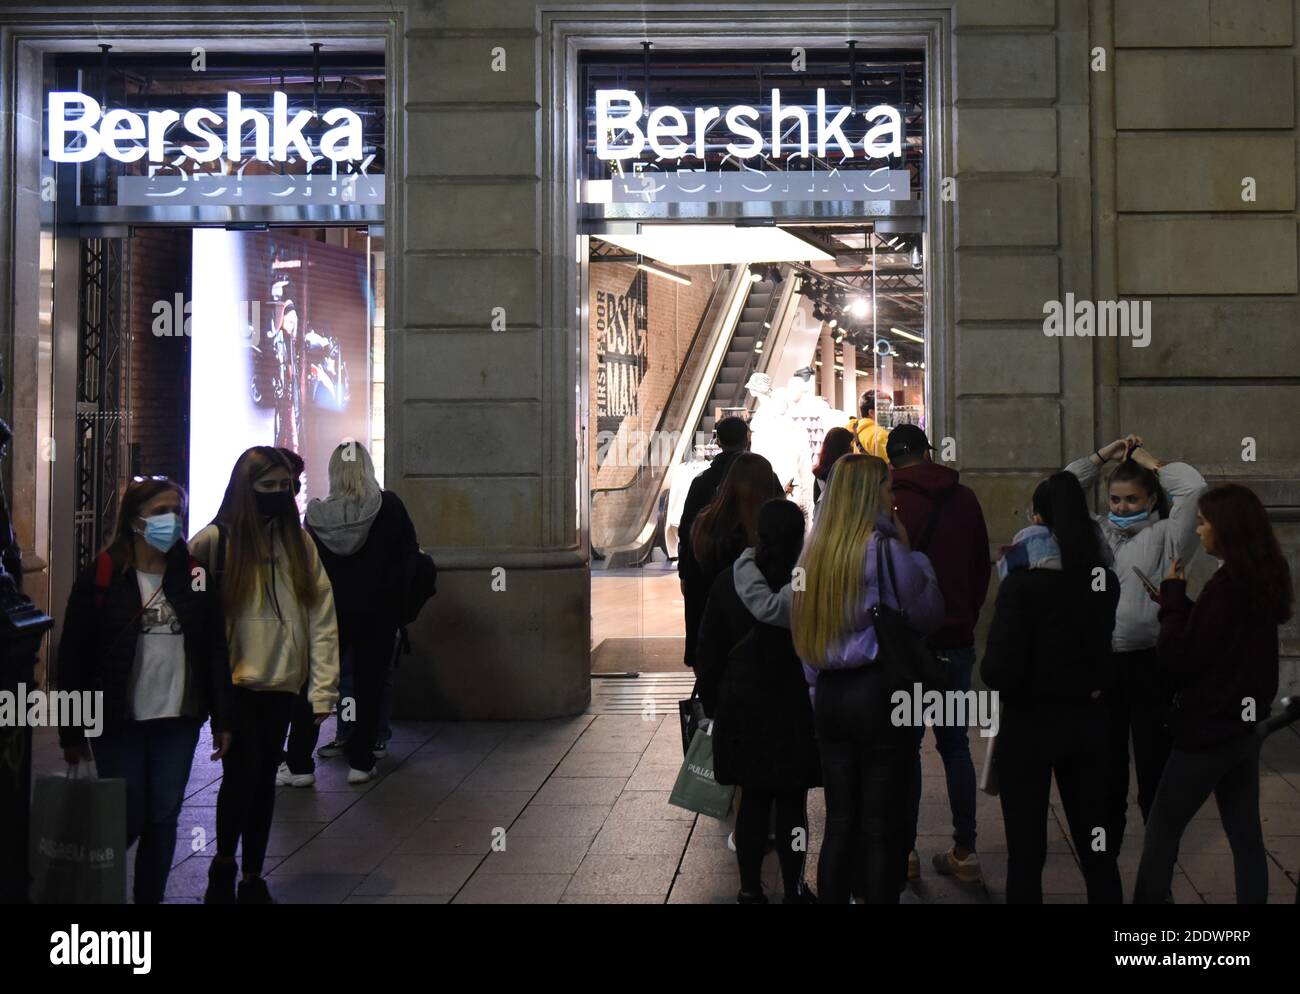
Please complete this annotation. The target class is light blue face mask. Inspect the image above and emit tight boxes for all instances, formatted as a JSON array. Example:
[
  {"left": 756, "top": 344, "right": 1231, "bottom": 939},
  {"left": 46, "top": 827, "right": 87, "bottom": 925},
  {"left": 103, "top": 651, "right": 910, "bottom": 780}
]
[
  {"left": 1108, "top": 509, "right": 1150, "bottom": 529},
  {"left": 138, "top": 512, "right": 182, "bottom": 553}
]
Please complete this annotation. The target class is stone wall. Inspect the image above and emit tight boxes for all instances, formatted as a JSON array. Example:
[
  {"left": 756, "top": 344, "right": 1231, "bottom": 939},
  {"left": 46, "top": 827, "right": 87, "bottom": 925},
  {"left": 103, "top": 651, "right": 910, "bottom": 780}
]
[{"left": 1101, "top": 0, "right": 1300, "bottom": 670}]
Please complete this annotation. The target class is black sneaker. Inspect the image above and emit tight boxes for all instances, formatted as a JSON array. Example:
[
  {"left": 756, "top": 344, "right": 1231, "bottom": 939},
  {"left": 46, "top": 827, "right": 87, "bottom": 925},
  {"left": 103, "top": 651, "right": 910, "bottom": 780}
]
[
  {"left": 237, "top": 876, "right": 274, "bottom": 905},
  {"left": 203, "top": 859, "right": 237, "bottom": 905},
  {"left": 736, "top": 889, "right": 768, "bottom": 905}
]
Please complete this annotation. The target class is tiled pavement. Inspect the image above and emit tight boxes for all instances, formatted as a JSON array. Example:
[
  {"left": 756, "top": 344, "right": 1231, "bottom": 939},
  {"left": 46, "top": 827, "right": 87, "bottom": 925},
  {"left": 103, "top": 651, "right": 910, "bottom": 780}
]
[{"left": 30, "top": 711, "right": 1300, "bottom": 904}]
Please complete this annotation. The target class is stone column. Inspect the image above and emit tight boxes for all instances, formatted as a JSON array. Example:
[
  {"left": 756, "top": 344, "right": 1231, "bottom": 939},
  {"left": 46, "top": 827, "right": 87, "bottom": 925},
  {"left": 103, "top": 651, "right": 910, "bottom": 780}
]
[
  {"left": 842, "top": 343, "right": 858, "bottom": 414},
  {"left": 818, "top": 328, "right": 835, "bottom": 402}
]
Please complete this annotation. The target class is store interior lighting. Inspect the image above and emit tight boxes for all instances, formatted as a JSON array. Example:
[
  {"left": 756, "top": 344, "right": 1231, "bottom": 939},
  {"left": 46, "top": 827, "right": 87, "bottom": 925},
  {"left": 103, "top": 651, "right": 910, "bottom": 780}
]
[
  {"left": 636, "top": 257, "right": 693, "bottom": 286},
  {"left": 598, "top": 224, "right": 834, "bottom": 266}
]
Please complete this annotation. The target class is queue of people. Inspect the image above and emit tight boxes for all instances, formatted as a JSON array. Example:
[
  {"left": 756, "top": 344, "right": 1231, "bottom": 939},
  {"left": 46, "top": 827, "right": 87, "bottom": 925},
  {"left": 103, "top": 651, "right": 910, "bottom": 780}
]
[
  {"left": 55, "top": 440, "right": 420, "bottom": 905},
  {"left": 682, "top": 398, "right": 1292, "bottom": 905}
]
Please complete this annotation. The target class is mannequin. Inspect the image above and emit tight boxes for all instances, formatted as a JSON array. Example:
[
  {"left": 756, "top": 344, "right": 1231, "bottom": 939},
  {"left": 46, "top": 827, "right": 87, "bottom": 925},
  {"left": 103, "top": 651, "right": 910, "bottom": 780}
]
[{"left": 747, "top": 378, "right": 814, "bottom": 522}]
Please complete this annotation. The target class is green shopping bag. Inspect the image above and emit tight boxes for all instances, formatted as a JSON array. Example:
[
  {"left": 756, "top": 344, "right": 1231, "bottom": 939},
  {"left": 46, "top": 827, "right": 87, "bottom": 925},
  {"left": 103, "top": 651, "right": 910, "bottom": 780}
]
[
  {"left": 30, "top": 763, "right": 127, "bottom": 904},
  {"left": 668, "top": 721, "right": 735, "bottom": 819}
]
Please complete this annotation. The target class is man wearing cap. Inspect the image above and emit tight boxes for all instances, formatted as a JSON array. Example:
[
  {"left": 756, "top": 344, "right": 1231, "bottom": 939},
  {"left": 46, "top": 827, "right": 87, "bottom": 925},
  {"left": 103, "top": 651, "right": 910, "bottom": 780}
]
[
  {"left": 848, "top": 389, "right": 890, "bottom": 459},
  {"left": 888, "top": 423, "right": 992, "bottom": 887}
]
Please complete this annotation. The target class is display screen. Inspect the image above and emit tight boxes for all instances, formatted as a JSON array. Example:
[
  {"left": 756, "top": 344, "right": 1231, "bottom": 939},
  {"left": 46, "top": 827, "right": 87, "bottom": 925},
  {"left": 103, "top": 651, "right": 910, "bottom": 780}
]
[{"left": 188, "top": 228, "right": 371, "bottom": 534}]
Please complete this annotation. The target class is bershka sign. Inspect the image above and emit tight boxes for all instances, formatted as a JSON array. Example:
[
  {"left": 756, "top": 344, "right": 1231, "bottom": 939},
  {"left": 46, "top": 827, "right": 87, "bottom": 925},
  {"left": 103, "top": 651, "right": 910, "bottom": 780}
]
[
  {"left": 48, "top": 90, "right": 364, "bottom": 164},
  {"left": 595, "top": 88, "right": 902, "bottom": 162}
]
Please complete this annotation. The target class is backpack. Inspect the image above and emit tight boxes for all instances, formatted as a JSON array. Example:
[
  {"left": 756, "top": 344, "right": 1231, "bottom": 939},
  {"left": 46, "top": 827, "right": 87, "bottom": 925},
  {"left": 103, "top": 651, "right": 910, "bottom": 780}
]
[{"left": 399, "top": 545, "right": 437, "bottom": 627}]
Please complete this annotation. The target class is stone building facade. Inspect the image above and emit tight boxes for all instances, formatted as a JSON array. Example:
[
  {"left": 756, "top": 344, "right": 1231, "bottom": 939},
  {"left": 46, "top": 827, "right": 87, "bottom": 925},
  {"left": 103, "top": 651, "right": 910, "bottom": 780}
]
[{"left": 0, "top": 0, "right": 1296, "bottom": 718}]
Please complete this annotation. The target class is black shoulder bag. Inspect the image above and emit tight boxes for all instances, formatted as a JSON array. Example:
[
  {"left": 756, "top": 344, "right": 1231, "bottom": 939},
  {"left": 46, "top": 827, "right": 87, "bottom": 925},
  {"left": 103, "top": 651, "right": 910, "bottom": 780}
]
[{"left": 871, "top": 536, "right": 952, "bottom": 693}]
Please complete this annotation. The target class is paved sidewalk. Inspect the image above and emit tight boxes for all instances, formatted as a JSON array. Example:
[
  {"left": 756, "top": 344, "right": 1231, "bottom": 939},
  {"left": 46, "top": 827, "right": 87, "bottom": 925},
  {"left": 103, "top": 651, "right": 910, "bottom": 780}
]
[{"left": 30, "top": 711, "right": 1300, "bottom": 903}]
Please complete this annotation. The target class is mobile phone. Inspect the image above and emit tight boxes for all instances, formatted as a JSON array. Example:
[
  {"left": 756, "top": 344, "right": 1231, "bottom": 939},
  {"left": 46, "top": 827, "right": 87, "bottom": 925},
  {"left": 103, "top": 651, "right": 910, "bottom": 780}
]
[{"left": 1131, "top": 565, "right": 1160, "bottom": 598}]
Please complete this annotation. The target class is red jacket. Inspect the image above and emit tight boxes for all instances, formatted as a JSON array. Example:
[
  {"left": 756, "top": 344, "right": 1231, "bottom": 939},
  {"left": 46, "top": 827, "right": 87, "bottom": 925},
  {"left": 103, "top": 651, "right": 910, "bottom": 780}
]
[{"left": 890, "top": 461, "right": 991, "bottom": 649}]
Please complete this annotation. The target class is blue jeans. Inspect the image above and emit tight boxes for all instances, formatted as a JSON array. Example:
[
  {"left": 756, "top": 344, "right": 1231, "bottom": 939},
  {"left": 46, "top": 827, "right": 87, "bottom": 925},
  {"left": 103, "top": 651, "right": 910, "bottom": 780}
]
[
  {"left": 91, "top": 717, "right": 202, "bottom": 904},
  {"left": 908, "top": 646, "right": 978, "bottom": 853}
]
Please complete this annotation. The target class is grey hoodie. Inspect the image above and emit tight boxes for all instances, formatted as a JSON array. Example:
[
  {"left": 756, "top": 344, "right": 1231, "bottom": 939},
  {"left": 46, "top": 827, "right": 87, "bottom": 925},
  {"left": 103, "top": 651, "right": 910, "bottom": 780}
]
[
  {"left": 733, "top": 548, "right": 792, "bottom": 628},
  {"left": 1065, "top": 456, "right": 1207, "bottom": 653},
  {"left": 303, "top": 489, "right": 384, "bottom": 556}
]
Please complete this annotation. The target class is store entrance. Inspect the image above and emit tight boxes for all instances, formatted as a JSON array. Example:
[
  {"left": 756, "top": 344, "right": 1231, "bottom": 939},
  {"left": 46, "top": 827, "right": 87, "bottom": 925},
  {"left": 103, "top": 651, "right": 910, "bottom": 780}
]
[
  {"left": 578, "top": 46, "right": 929, "bottom": 677},
  {"left": 585, "top": 221, "right": 928, "bottom": 674}
]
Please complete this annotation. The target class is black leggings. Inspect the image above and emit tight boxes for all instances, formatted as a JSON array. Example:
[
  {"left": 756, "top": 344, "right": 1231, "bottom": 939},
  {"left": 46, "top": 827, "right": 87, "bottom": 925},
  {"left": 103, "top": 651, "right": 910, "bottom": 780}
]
[
  {"left": 735, "top": 787, "right": 808, "bottom": 898},
  {"left": 1104, "top": 649, "right": 1173, "bottom": 855},
  {"left": 997, "top": 700, "right": 1123, "bottom": 904},
  {"left": 217, "top": 688, "right": 295, "bottom": 876},
  {"left": 814, "top": 665, "right": 913, "bottom": 904},
  {"left": 1134, "top": 733, "right": 1268, "bottom": 904}
]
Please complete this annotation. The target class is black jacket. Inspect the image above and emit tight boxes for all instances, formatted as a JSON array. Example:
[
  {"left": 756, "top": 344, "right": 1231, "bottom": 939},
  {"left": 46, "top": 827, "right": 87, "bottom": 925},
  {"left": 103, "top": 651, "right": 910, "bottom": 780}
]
[
  {"left": 695, "top": 569, "right": 820, "bottom": 790},
  {"left": 1158, "top": 569, "right": 1280, "bottom": 751},
  {"left": 307, "top": 490, "right": 418, "bottom": 640},
  {"left": 981, "top": 567, "right": 1120, "bottom": 705},
  {"left": 677, "top": 451, "right": 781, "bottom": 668},
  {"left": 56, "top": 543, "right": 232, "bottom": 747}
]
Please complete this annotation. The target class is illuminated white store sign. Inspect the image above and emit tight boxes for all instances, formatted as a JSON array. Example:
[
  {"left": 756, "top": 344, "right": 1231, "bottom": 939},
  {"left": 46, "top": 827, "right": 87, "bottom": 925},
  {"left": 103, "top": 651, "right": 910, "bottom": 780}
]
[
  {"left": 595, "top": 88, "right": 903, "bottom": 162},
  {"left": 48, "top": 91, "right": 364, "bottom": 164}
]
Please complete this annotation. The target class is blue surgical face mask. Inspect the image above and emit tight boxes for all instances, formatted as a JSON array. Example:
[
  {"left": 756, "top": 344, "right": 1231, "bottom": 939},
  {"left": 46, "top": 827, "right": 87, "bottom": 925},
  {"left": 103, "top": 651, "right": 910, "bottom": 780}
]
[
  {"left": 138, "top": 512, "right": 182, "bottom": 553},
  {"left": 1108, "top": 509, "right": 1150, "bottom": 529}
]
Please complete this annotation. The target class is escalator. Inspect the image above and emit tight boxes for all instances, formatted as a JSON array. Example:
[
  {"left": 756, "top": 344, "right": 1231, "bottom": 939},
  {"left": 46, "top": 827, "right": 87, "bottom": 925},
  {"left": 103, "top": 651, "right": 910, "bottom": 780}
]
[
  {"left": 697, "top": 277, "right": 775, "bottom": 440},
  {"left": 591, "top": 263, "right": 799, "bottom": 568}
]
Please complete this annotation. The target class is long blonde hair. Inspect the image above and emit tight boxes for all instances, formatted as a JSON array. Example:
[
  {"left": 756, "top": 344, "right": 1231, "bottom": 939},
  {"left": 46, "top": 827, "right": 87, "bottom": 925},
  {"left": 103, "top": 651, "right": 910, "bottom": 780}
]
[
  {"left": 791, "top": 454, "right": 890, "bottom": 666},
  {"left": 327, "top": 440, "right": 380, "bottom": 505}
]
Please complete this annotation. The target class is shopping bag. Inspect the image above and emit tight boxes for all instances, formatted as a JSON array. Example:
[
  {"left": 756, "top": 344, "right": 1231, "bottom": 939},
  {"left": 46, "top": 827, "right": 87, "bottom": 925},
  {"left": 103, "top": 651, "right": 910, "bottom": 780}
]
[
  {"left": 29, "top": 763, "right": 127, "bottom": 904},
  {"left": 678, "top": 682, "right": 706, "bottom": 757},
  {"left": 668, "top": 721, "right": 735, "bottom": 819},
  {"left": 978, "top": 733, "right": 999, "bottom": 797}
]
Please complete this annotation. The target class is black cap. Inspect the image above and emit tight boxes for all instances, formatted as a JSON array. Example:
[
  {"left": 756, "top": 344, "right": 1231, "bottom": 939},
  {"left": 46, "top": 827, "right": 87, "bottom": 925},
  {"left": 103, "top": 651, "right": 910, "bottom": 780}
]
[{"left": 885, "top": 423, "right": 933, "bottom": 466}]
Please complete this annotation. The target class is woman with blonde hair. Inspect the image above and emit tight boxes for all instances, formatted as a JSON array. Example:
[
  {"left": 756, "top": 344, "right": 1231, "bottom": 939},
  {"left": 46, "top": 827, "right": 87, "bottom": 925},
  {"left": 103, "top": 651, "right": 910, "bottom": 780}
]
[
  {"left": 192, "top": 445, "right": 340, "bottom": 904},
  {"left": 791, "top": 454, "right": 943, "bottom": 903},
  {"left": 304, "top": 440, "right": 420, "bottom": 781}
]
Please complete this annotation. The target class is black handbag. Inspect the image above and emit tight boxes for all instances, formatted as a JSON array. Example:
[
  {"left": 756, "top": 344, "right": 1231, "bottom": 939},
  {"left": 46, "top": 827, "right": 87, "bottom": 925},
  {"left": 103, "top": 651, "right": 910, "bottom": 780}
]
[
  {"left": 871, "top": 536, "right": 952, "bottom": 693},
  {"left": 678, "top": 681, "right": 707, "bottom": 757}
]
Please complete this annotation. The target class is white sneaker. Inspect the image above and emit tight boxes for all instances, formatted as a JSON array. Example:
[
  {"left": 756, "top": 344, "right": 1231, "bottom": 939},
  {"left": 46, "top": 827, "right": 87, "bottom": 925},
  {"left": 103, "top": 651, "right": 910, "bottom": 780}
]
[
  {"left": 347, "top": 766, "right": 377, "bottom": 784},
  {"left": 726, "top": 831, "right": 737, "bottom": 852},
  {"left": 275, "top": 762, "right": 315, "bottom": 788}
]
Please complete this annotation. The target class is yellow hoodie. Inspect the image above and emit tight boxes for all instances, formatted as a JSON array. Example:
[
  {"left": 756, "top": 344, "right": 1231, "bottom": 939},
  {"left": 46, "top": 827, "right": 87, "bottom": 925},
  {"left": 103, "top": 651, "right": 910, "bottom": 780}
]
[
  {"left": 190, "top": 522, "right": 340, "bottom": 714},
  {"left": 848, "top": 416, "right": 891, "bottom": 460}
]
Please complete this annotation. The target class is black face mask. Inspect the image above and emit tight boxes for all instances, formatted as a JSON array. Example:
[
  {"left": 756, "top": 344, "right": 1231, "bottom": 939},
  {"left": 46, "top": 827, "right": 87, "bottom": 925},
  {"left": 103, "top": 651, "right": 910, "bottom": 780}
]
[{"left": 254, "top": 489, "right": 295, "bottom": 520}]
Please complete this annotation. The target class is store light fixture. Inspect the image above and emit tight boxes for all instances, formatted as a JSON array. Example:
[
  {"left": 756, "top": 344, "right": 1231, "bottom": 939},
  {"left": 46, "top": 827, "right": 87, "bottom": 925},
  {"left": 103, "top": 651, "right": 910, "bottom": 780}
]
[
  {"left": 850, "top": 297, "right": 870, "bottom": 318},
  {"left": 889, "top": 326, "right": 925, "bottom": 344},
  {"left": 636, "top": 258, "right": 693, "bottom": 286}
]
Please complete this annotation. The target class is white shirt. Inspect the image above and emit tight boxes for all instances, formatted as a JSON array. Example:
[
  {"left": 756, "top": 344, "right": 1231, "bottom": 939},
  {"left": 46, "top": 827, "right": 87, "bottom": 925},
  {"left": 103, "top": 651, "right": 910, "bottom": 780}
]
[{"left": 127, "top": 571, "right": 187, "bottom": 721}]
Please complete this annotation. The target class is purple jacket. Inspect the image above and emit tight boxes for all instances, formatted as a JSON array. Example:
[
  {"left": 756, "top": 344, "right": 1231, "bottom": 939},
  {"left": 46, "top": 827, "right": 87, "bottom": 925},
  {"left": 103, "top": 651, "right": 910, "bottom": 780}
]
[{"left": 801, "top": 518, "right": 945, "bottom": 687}]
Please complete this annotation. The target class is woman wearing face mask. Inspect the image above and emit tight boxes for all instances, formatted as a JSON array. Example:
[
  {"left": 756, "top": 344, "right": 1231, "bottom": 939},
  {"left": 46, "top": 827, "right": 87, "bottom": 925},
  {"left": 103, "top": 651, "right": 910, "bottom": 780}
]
[
  {"left": 1134, "top": 484, "right": 1291, "bottom": 903},
  {"left": 57, "top": 477, "right": 232, "bottom": 905},
  {"left": 190, "top": 446, "right": 340, "bottom": 904},
  {"left": 1066, "top": 436, "right": 1206, "bottom": 860}
]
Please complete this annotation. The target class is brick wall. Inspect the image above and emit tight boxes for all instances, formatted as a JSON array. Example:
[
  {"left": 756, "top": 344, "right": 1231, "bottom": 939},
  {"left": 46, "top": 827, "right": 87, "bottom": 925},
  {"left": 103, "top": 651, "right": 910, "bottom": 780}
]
[{"left": 588, "top": 261, "right": 718, "bottom": 546}]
